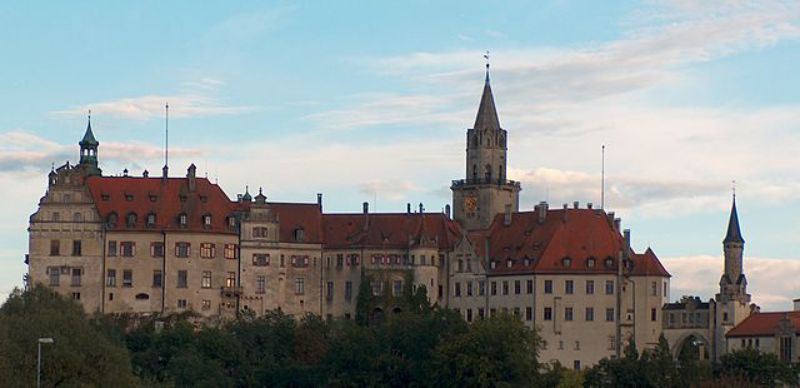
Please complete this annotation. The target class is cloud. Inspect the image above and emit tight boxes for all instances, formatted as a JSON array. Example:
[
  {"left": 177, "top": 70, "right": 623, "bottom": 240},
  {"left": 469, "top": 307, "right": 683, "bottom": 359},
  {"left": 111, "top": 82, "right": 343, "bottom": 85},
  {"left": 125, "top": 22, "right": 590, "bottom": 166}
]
[
  {"left": 52, "top": 94, "right": 256, "bottom": 121},
  {"left": 485, "top": 29, "right": 508, "bottom": 38},
  {"left": 358, "top": 180, "right": 423, "bottom": 203},
  {"left": 664, "top": 255, "right": 800, "bottom": 311},
  {"left": 181, "top": 78, "right": 226, "bottom": 91}
]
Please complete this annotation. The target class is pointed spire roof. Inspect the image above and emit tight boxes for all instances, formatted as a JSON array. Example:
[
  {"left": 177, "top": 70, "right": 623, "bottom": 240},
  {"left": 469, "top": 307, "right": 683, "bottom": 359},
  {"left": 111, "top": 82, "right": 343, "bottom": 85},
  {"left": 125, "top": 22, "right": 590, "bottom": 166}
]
[
  {"left": 80, "top": 111, "right": 98, "bottom": 147},
  {"left": 724, "top": 196, "right": 744, "bottom": 244},
  {"left": 473, "top": 64, "right": 501, "bottom": 130}
]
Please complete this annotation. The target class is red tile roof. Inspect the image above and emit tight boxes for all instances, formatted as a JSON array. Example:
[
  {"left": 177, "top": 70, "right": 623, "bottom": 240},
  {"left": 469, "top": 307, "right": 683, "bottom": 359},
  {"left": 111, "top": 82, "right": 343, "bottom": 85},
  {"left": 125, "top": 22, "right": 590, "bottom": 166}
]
[
  {"left": 268, "top": 202, "right": 323, "bottom": 244},
  {"left": 726, "top": 311, "right": 800, "bottom": 337},
  {"left": 321, "top": 213, "right": 460, "bottom": 250},
  {"left": 631, "top": 248, "right": 671, "bottom": 277},
  {"left": 86, "top": 176, "right": 238, "bottom": 234}
]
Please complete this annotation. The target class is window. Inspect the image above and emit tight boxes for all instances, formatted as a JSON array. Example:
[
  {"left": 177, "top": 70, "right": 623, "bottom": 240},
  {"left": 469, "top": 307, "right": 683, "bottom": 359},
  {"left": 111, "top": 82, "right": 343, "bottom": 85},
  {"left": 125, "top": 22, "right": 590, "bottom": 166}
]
[
  {"left": 50, "top": 240, "right": 60, "bottom": 256},
  {"left": 544, "top": 307, "right": 553, "bottom": 321},
  {"left": 226, "top": 272, "right": 236, "bottom": 288},
  {"left": 126, "top": 212, "right": 137, "bottom": 227},
  {"left": 177, "top": 271, "right": 188, "bottom": 288},
  {"left": 72, "top": 292, "right": 80, "bottom": 300},
  {"left": 587, "top": 258, "right": 596, "bottom": 268},
  {"left": 651, "top": 281, "right": 658, "bottom": 296},
  {"left": 108, "top": 240, "right": 117, "bottom": 256},
  {"left": 467, "top": 281, "right": 474, "bottom": 296},
  {"left": 565, "top": 280, "right": 574, "bottom": 294},
  {"left": 107, "top": 212, "right": 117, "bottom": 227},
  {"left": 393, "top": 280, "right": 403, "bottom": 296},
  {"left": 146, "top": 213, "right": 156, "bottom": 227},
  {"left": 253, "top": 227, "right": 268, "bottom": 238},
  {"left": 177, "top": 299, "right": 187, "bottom": 309},
  {"left": 345, "top": 281, "right": 353, "bottom": 302},
  {"left": 72, "top": 240, "right": 82, "bottom": 256},
  {"left": 120, "top": 241, "right": 135, "bottom": 257},
  {"left": 651, "top": 308, "right": 657, "bottom": 321},
  {"left": 565, "top": 307, "right": 573, "bottom": 321},
  {"left": 479, "top": 281, "right": 486, "bottom": 296},
  {"left": 526, "top": 307, "right": 533, "bottom": 321},
  {"left": 52, "top": 212, "right": 60, "bottom": 222},
  {"left": 327, "top": 281, "right": 335, "bottom": 300},
  {"left": 562, "top": 257, "right": 571, "bottom": 267},
  {"left": 291, "top": 255, "right": 309, "bottom": 268},
  {"left": 479, "top": 308, "right": 485, "bottom": 319},
  {"left": 153, "top": 270, "right": 162, "bottom": 288},
  {"left": 202, "top": 300, "right": 211, "bottom": 310},
  {"left": 48, "top": 267, "right": 59, "bottom": 286},
  {"left": 605, "top": 280, "right": 614, "bottom": 295},
  {"left": 491, "top": 281, "right": 497, "bottom": 295},
  {"left": 723, "top": 312, "right": 729, "bottom": 322},
  {"left": 178, "top": 213, "right": 187, "bottom": 227},
  {"left": 73, "top": 212, "right": 82, "bottom": 222},
  {"left": 514, "top": 280, "right": 521, "bottom": 295},
  {"left": 526, "top": 279, "right": 533, "bottom": 294},
  {"left": 202, "top": 215, "right": 212, "bottom": 227},
  {"left": 502, "top": 281, "right": 509, "bottom": 295},
  {"left": 544, "top": 279, "right": 552, "bottom": 294},
  {"left": 150, "top": 242, "right": 165, "bottom": 258},
  {"left": 253, "top": 254, "right": 270, "bottom": 266},
  {"left": 454, "top": 282, "right": 461, "bottom": 297},
  {"left": 106, "top": 269, "right": 117, "bottom": 287},
  {"left": 108, "top": 293, "right": 114, "bottom": 301},
  {"left": 586, "top": 307, "right": 594, "bottom": 321},
  {"left": 71, "top": 268, "right": 81, "bottom": 286},
  {"left": 608, "top": 336, "right": 616, "bottom": 351},
  {"left": 256, "top": 275, "right": 266, "bottom": 294},
  {"left": 175, "top": 242, "right": 191, "bottom": 258},
  {"left": 606, "top": 308, "right": 615, "bottom": 322},
  {"left": 336, "top": 254, "right": 344, "bottom": 268},
  {"left": 574, "top": 360, "right": 581, "bottom": 370},
  {"left": 295, "top": 277, "right": 305, "bottom": 295},
  {"left": 293, "top": 227, "right": 305, "bottom": 242},
  {"left": 605, "top": 258, "right": 614, "bottom": 268},
  {"left": 586, "top": 280, "right": 595, "bottom": 294},
  {"left": 371, "top": 280, "right": 383, "bottom": 296},
  {"left": 224, "top": 244, "right": 237, "bottom": 259},
  {"left": 122, "top": 270, "right": 133, "bottom": 288},
  {"left": 200, "top": 243, "right": 216, "bottom": 258},
  {"left": 201, "top": 271, "right": 212, "bottom": 288}
]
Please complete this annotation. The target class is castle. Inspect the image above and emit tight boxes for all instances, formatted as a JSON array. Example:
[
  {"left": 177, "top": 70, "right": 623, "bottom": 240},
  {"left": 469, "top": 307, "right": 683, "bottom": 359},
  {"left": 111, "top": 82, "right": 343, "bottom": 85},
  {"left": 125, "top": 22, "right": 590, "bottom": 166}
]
[{"left": 26, "top": 66, "right": 760, "bottom": 367}]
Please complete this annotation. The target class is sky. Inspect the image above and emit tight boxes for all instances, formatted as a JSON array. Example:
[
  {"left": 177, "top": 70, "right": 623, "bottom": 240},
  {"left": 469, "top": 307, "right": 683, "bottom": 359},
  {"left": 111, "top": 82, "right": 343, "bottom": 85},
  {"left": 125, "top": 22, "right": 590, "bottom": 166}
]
[{"left": 1, "top": 0, "right": 799, "bottom": 310}]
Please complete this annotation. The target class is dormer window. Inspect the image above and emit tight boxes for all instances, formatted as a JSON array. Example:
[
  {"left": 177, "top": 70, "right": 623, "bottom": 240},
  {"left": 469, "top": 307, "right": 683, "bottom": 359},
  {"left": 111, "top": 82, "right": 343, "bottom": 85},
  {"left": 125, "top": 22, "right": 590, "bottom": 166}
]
[
  {"left": 604, "top": 257, "right": 614, "bottom": 268},
  {"left": 200, "top": 196, "right": 208, "bottom": 203},
  {"left": 202, "top": 214, "right": 212, "bottom": 228},
  {"left": 107, "top": 212, "right": 118, "bottom": 227},
  {"left": 562, "top": 257, "right": 572, "bottom": 268},
  {"left": 490, "top": 261, "right": 497, "bottom": 269},
  {"left": 101, "top": 194, "right": 110, "bottom": 201},
  {"left": 293, "top": 227, "right": 305, "bottom": 242},
  {"left": 587, "top": 257, "right": 596, "bottom": 268},
  {"left": 125, "top": 194, "right": 134, "bottom": 202},
  {"left": 126, "top": 212, "right": 137, "bottom": 228},
  {"left": 179, "top": 195, "right": 187, "bottom": 202},
  {"left": 524, "top": 258, "right": 530, "bottom": 266},
  {"left": 149, "top": 195, "right": 157, "bottom": 202},
  {"left": 506, "top": 258, "right": 513, "bottom": 268},
  {"left": 178, "top": 213, "right": 188, "bottom": 227},
  {"left": 227, "top": 216, "right": 236, "bottom": 229},
  {"left": 146, "top": 213, "right": 156, "bottom": 228}
]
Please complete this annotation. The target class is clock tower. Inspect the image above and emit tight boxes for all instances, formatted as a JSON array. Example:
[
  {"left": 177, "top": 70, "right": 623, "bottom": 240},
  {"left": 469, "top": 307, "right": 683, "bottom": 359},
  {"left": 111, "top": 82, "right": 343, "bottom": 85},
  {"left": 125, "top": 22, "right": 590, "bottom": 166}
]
[{"left": 451, "top": 64, "right": 521, "bottom": 231}]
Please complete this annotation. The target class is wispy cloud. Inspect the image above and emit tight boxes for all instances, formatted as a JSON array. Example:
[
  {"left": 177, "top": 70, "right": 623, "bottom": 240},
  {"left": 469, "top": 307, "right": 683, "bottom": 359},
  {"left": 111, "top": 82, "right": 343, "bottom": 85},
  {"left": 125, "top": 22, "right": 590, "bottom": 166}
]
[
  {"left": 52, "top": 94, "right": 256, "bottom": 120},
  {"left": 485, "top": 29, "right": 507, "bottom": 38},
  {"left": 664, "top": 255, "right": 800, "bottom": 311}
]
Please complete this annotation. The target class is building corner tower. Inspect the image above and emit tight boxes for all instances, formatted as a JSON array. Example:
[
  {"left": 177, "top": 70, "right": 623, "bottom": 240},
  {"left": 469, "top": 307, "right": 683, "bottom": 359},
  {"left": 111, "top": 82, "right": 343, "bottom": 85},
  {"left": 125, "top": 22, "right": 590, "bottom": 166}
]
[{"left": 451, "top": 64, "right": 521, "bottom": 231}]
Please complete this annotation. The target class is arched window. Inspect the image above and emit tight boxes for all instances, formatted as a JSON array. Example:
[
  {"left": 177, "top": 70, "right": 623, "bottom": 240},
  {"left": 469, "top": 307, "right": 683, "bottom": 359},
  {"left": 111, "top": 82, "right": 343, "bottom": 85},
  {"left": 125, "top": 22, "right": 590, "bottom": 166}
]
[
  {"left": 146, "top": 213, "right": 156, "bottom": 227},
  {"left": 126, "top": 212, "right": 137, "bottom": 227},
  {"left": 202, "top": 214, "right": 212, "bottom": 228},
  {"left": 484, "top": 164, "right": 492, "bottom": 182},
  {"left": 472, "top": 164, "right": 478, "bottom": 182},
  {"left": 472, "top": 134, "right": 478, "bottom": 148},
  {"left": 107, "top": 212, "right": 118, "bottom": 227}
]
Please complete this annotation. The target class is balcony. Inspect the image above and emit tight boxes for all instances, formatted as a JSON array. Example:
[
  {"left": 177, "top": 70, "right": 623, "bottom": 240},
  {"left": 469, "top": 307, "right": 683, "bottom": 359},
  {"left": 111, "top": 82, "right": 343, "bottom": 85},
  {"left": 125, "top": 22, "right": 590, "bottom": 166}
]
[
  {"left": 451, "top": 178, "right": 521, "bottom": 188},
  {"left": 220, "top": 286, "right": 243, "bottom": 298}
]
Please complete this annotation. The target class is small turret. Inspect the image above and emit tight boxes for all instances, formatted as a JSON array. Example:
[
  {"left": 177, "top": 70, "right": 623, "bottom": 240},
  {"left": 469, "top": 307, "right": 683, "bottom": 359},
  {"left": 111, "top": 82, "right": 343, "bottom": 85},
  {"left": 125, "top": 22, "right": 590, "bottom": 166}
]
[{"left": 78, "top": 111, "right": 101, "bottom": 176}]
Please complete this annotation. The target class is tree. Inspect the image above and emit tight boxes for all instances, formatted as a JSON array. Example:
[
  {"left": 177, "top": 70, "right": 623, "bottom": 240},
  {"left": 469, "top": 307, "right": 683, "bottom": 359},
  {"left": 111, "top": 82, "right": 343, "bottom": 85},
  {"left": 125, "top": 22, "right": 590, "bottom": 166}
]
[
  {"left": 355, "top": 275, "right": 374, "bottom": 326},
  {"left": 584, "top": 338, "right": 648, "bottom": 387},
  {"left": 641, "top": 334, "right": 680, "bottom": 388},
  {"left": 717, "top": 348, "right": 799, "bottom": 386},
  {"left": 0, "top": 286, "right": 137, "bottom": 387}
]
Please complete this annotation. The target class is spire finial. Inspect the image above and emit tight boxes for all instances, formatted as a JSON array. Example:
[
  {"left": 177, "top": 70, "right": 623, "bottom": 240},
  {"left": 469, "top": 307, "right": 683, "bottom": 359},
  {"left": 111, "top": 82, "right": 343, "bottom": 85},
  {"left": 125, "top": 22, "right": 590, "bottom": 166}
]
[
  {"left": 483, "top": 51, "right": 491, "bottom": 82},
  {"left": 259, "top": 187, "right": 263, "bottom": 195},
  {"left": 732, "top": 179, "right": 736, "bottom": 201}
]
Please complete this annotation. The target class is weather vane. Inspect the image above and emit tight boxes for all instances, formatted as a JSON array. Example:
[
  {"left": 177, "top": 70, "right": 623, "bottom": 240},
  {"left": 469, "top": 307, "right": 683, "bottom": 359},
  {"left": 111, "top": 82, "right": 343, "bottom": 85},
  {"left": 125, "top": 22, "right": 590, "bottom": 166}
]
[
  {"left": 732, "top": 180, "right": 736, "bottom": 200},
  {"left": 483, "top": 50, "right": 490, "bottom": 69}
]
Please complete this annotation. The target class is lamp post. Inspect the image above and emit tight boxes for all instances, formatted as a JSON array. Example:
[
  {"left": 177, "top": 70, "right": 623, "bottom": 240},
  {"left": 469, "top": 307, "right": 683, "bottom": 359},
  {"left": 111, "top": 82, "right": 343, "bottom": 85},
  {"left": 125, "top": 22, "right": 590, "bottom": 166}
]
[{"left": 37, "top": 337, "right": 54, "bottom": 388}]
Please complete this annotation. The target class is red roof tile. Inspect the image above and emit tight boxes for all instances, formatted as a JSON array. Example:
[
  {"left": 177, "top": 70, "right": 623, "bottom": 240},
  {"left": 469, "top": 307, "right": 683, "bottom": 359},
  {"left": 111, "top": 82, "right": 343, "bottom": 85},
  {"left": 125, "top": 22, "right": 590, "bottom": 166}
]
[
  {"left": 321, "top": 213, "right": 460, "bottom": 250},
  {"left": 268, "top": 202, "right": 323, "bottom": 244},
  {"left": 726, "top": 311, "right": 800, "bottom": 337},
  {"left": 630, "top": 247, "right": 671, "bottom": 277},
  {"left": 86, "top": 176, "right": 238, "bottom": 234}
]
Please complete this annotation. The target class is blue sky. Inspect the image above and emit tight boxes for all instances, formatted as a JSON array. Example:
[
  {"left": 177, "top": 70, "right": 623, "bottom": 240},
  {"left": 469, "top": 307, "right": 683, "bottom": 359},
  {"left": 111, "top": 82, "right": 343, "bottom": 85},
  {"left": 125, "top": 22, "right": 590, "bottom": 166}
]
[{"left": 2, "top": 1, "right": 800, "bottom": 309}]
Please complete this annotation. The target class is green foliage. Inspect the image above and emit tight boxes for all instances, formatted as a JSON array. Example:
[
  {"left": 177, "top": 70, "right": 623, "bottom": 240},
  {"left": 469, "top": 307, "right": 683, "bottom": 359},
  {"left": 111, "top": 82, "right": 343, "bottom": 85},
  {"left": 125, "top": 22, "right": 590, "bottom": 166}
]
[
  {"left": 0, "top": 286, "right": 137, "bottom": 387},
  {"left": 716, "top": 347, "right": 799, "bottom": 386}
]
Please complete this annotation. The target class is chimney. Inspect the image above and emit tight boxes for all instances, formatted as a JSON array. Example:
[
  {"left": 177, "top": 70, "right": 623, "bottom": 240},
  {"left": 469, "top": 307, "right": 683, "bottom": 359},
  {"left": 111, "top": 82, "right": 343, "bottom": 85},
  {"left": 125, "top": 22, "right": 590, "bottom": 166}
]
[
  {"left": 614, "top": 218, "right": 621, "bottom": 232},
  {"left": 624, "top": 229, "right": 631, "bottom": 247},
  {"left": 317, "top": 193, "right": 323, "bottom": 211},
  {"left": 419, "top": 202, "right": 424, "bottom": 213},
  {"left": 794, "top": 299, "right": 800, "bottom": 311},
  {"left": 445, "top": 204, "right": 451, "bottom": 218},
  {"left": 538, "top": 201, "right": 548, "bottom": 224},
  {"left": 363, "top": 202, "right": 369, "bottom": 214},
  {"left": 187, "top": 164, "right": 197, "bottom": 192},
  {"left": 162, "top": 165, "right": 169, "bottom": 181},
  {"left": 573, "top": 201, "right": 579, "bottom": 209},
  {"left": 563, "top": 203, "right": 568, "bottom": 210},
  {"left": 142, "top": 169, "right": 149, "bottom": 178},
  {"left": 607, "top": 211, "right": 615, "bottom": 225},
  {"left": 503, "top": 204, "right": 512, "bottom": 226},
  {"left": 587, "top": 202, "right": 593, "bottom": 209},
  {"left": 123, "top": 168, "right": 129, "bottom": 177},
  {"left": 407, "top": 203, "right": 411, "bottom": 214}
]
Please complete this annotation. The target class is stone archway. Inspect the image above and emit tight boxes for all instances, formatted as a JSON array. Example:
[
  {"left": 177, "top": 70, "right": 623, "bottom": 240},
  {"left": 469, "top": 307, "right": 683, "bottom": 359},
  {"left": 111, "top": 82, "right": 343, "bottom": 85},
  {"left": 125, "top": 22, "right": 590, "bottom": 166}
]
[
  {"left": 392, "top": 306, "right": 402, "bottom": 314},
  {"left": 673, "top": 332, "right": 711, "bottom": 361}
]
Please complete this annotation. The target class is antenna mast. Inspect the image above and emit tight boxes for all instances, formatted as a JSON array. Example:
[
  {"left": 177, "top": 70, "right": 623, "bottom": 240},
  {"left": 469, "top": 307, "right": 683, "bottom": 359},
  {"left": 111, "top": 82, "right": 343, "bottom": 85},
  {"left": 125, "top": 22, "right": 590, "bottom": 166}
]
[
  {"left": 601, "top": 145, "right": 606, "bottom": 209},
  {"left": 165, "top": 103, "right": 169, "bottom": 171}
]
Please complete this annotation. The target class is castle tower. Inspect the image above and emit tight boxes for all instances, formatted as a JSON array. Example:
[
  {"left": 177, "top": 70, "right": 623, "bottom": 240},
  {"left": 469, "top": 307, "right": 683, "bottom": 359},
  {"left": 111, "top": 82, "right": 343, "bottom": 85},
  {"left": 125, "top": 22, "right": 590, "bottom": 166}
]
[
  {"left": 451, "top": 64, "right": 521, "bottom": 230},
  {"left": 78, "top": 112, "right": 101, "bottom": 176},
  {"left": 717, "top": 195, "right": 749, "bottom": 302}
]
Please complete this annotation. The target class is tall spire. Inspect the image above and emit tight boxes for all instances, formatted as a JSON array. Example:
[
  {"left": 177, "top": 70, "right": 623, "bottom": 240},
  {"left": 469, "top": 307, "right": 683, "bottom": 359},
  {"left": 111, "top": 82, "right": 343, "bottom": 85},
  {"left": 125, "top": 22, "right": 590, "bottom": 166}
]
[
  {"left": 473, "top": 53, "right": 501, "bottom": 130},
  {"left": 80, "top": 110, "right": 98, "bottom": 147},
  {"left": 724, "top": 193, "right": 744, "bottom": 244}
]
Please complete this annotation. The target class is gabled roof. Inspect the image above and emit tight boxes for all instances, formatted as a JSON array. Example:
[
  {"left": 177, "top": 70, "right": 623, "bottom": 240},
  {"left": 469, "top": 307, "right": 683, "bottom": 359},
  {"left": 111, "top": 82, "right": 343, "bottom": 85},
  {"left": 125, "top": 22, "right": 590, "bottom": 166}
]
[
  {"left": 631, "top": 247, "right": 671, "bottom": 277},
  {"left": 86, "top": 175, "right": 237, "bottom": 234},
  {"left": 79, "top": 118, "right": 98, "bottom": 147},
  {"left": 322, "top": 212, "right": 460, "bottom": 250},
  {"left": 724, "top": 197, "right": 744, "bottom": 244},
  {"left": 726, "top": 311, "right": 800, "bottom": 338},
  {"left": 473, "top": 69, "right": 501, "bottom": 131},
  {"left": 268, "top": 202, "right": 323, "bottom": 244}
]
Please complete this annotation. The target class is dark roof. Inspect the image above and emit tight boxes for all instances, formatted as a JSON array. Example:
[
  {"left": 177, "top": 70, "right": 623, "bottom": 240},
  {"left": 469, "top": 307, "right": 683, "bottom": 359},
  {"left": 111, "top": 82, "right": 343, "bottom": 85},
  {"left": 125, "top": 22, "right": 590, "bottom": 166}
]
[
  {"left": 79, "top": 118, "right": 98, "bottom": 147},
  {"left": 726, "top": 311, "right": 800, "bottom": 337},
  {"left": 86, "top": 175, "right": 237, "bottom": 234},
  {"left": 322, "top": 213, "right": 460, "bottom": 250},
  {"left": 473, "top": 69, "right": 501, "bottom": 131},
  {"left": 723, "top": 198, "right": 744, "bottom": 244}
]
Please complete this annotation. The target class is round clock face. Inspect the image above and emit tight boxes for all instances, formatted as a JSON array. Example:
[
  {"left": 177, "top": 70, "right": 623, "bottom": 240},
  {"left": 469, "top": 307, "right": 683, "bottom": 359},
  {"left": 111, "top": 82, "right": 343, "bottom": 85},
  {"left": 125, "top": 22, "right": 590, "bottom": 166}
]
[{"left": 464, "top": 196, "right": 478, "bottom": 211}]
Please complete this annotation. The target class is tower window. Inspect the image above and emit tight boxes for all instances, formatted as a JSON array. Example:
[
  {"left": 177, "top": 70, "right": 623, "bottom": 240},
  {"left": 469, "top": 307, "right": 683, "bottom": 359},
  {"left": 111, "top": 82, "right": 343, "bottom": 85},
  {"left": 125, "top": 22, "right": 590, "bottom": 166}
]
[{"left": 485, "top": 164, "right": 492, "bottom": 182}]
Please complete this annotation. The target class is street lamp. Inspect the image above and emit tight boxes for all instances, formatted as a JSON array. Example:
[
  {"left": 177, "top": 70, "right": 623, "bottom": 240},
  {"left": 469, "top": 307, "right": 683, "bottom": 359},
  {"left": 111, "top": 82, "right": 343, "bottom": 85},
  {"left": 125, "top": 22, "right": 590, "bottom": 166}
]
[{"left": 37, "top": 337, "right": 54, "bottom": 388}]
